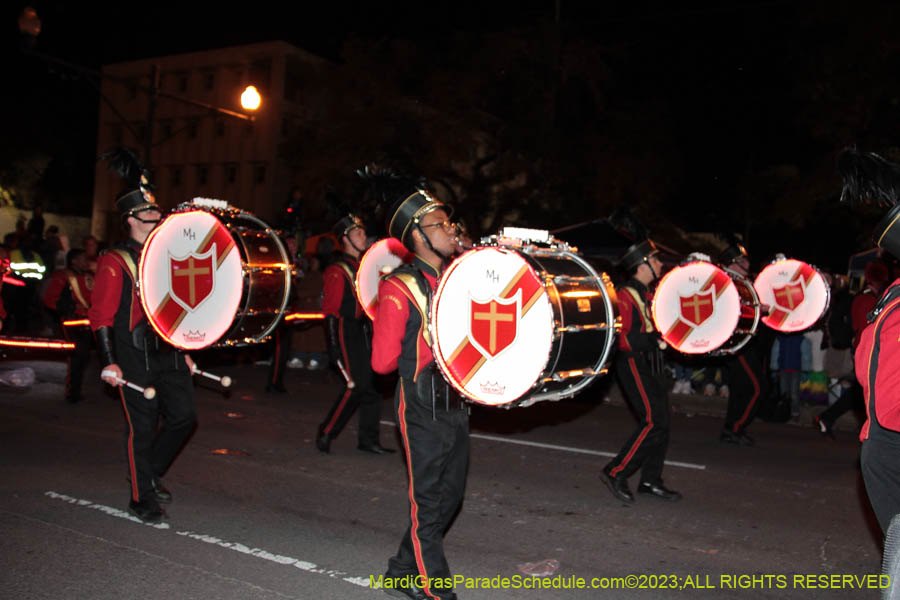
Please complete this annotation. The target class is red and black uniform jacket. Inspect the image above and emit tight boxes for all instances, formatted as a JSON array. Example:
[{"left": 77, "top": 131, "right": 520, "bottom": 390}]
[
  {"left": 321, "top": 254, "right": 364, "bottom": 322},
  {"left": 88, "top": 239, "right": 147, "bottom": 358},
  {"left": 43, "top": 268, "right": 93, "bottom": 319},
  {"left": 856, "top": 278, "right": 900, "bottom": 442},
  {"left": 617, "top": 278, "right": 659, "bottom": 354},
  {"left": 371, "top": 256, "right": 439, "bottom": 380}
]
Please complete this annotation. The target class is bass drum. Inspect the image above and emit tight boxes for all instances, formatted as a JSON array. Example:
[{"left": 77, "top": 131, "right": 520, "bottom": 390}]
[
  {"left": 139, "top": 201, "right": 292, "bottom": 350},
  {"left": 753, "top": 256, "right": 830, "bottom": 333},
  {"left": 431, "top": 243, "right": 618, "bottom": 408},
  {"left": 652, "top": 259, "right": 760, "bottom": 356}
]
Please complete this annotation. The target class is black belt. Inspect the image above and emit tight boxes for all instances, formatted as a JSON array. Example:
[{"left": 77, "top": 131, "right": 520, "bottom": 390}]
[{"left": 415, "top": 365, "right": 466, "bottom": 417}]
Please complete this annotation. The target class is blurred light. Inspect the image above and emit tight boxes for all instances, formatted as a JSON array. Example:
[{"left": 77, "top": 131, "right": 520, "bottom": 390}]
[
  {"left": 240, "top": 86, "right": 261, "bottom": 111},
  {"left": 18, "top": 6, "right": 41, "bottom": 37},
  {"left": 285, "top": 312, "right": 325, "bottom": 321}
]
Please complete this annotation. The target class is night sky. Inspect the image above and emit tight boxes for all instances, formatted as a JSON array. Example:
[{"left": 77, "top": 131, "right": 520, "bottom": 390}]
[{"left": 5, "top": 0, "right": 900, "bottom": 271}]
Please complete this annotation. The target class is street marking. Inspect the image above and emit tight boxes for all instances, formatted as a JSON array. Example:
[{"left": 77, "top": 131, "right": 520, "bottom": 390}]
[
  {"left": 44, "top": 491, "right": 371, "bottom": 589},
  {"left": 380, "top": 420, "right": 707, "bottom": 470}
]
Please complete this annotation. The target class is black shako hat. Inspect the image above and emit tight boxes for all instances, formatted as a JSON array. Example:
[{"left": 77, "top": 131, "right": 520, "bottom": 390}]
[
  {"left": 115, "top": 185, "right": 159, "bottom": 221},
  {"left": 332, "top": 213, "right": 365, "bottom": 239},
  {"left": 387, "top": 187, "right": 452, "bottom": 249},
  {"left": 618, "top": 239, "right": 659, "bottom": 272},
  {"left": 718, "top": 242, "right": 749, "bottom": 266}
]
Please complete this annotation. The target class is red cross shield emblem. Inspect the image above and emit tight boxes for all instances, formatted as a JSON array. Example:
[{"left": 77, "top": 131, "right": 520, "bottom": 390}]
[
  {"left": 468, "top": 291, "right": 520, "bottom": 359},
  {"left": 169, "top": 248, "right": 215, "bottom": 311},
  {"left": 680, "top": 289, "right": 715, "bottom": 326},
  {"left": 772, "top": 279, "right": 805, "bottom": 312}
]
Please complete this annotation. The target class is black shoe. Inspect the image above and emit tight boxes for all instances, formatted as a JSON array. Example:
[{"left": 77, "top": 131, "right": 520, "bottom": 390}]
[
  {"left": 358, "top": 443, "right": 396, "bottom": 455},
  {"left": 382, "top": 573, "right": 429, "bottom": 600},
  {"left": 814, "top": 416, "right": 836, "bottom": 440},
  {"left": 265, "top": 383, "right": 287, "bottom": 393},
  {"left": 600, "top": 467, "right": 634, "bottom": 504},
  {"left": 65, "top": 395, "right": 82, "bottom": 404},
  {"left": 128, "top": 499, "right": 165, "bottom": 523},
  {"left": 152, "top": 479, "right": 172, "bottom": 504},
  {"left": 316, "top": 425, "right": 332, "bottom": 454},
  {"left": 638, "top": 481, "right": 683, "bottom": 502},
  {"left": 720, "top": 429, "right": 755, "bottom": 446}
]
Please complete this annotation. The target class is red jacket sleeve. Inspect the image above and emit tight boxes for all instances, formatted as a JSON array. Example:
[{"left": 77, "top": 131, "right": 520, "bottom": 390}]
[
  {"left": 42, "top": 271, "right": 67, "bottom": 311},
  {"left": 88, "top": 254, "right": 124, "bottom": 331},
  {"left": 320, "top": 265, "right": 345, "bottom": 317},
  {"left": 617, "top": 291, "right": 635, "bottom": 351},
  {"left": 371, "top": 277, "right": 410, "bottom": 374}
]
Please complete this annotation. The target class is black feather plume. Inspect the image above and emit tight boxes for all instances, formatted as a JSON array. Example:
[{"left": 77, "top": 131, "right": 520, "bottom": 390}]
[
  {"left": 99, "top": 146, "right": 153, "bottom": 190},
  {"left": 837, "top": 147, "right": 900, "bottom": 208},
  {"left": 607, "top": 205, "right": 649, "bottom": 242},
  {"left": 356, "top": 164, "right": 428, "bottom": 238}
]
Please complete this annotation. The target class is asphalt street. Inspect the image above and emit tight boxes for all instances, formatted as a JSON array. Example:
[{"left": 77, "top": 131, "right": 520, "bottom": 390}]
[{"left": 0, "top": 354, "right": 886, "bottom": 599}]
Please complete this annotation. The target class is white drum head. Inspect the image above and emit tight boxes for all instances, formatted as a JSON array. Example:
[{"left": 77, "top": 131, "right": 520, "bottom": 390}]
[
  {"left": 652, "top": 261, "right": 740, "bottom": 354},
  {"left": 140, "top": 210, "right": 243, "bottom": 350},
  {"left": 754, "top": 258, "right": 829, "bottom": 332},
  {"left": 357, "top": 238, "right": 412, "bottom": 320},
  {"left": 432, "top": 247, "right": 554, "bottom": 405}
]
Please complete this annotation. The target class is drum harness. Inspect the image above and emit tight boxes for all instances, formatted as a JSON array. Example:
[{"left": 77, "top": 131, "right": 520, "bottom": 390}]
[
  {"left": 111, "top": 247, "right": 182, "bottom": 372},
  {"left": 390, "top": 264, "right": 466, "bottom": 420}
]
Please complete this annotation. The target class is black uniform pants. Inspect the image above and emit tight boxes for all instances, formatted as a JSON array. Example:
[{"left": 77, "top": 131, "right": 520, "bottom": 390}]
[
  {"left": 319, "top": 321, "right": 381, "bottom": 446},
  {"left": 65, "top": 325, "right": 93, "bottom": 400},
  {"left": 607, "top": 353, "right": 670, "bottom": 485},
  {"left": 117, "top": 344, "right": 196, "bottom": 503},
  {"left": 862, "top": 435, "right": 900, "bottom": 534},
  {"left": 724, "top": 349, "right": 764, "bottom": 434},
  {"left": 387, "top": 376, "right": 469, "bottom": 600},
  {"left": 267, "top": 325, "right": 293, "bottom": 387}
]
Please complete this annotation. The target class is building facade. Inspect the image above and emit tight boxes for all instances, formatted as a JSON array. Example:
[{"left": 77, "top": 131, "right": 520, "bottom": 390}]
[{"left": 92, "top": 41, "right": 329, "bottom": 242}]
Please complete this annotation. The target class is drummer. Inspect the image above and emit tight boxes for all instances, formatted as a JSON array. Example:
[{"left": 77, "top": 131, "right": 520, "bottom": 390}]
[
  {"left": 88, "top": 180, "right": 197, "bottom": 524},
  {"left": 371, "top": 176, "right": 468, "bottom": 600},
  {"left": 601, "top": 238, "right": 682, "bottom": 504},
  {"left": 717, "top": 242, "right": 769, "bottom": 446}
]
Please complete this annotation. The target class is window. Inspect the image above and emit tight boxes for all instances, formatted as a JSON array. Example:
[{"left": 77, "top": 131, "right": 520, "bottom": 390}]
[
  {"left": 127, "top": 79, "right": 138, "bottom": 100},
  {"left": 215, "top": 119, "right": 225, "bottom": 137},
  {"left": 254, "top": 164, "right": 266, "bottom": 184},
  {"left": 196, "top": 165, "right": 209, "bottom": 186},
  {"left": 204, "top": 71, "right": 215, "bottom": 91},
  {"left": 159, "top": 120, "right": 173, "bottom": 139},
  {"left": 188, "top": 121, "right": 198, "bottom": 139},
  {"left": 225, "top": 164, "right": 238, "bottom": 185},
  {"left": 170, "top": 166, "right": 183, "bottom": 186},
  {"left": 177, "top": 72, "right": 188, "bottom": 93}
]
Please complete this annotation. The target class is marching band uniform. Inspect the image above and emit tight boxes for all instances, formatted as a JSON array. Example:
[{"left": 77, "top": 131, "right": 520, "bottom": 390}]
[
  {"left": 602, "top": 240, "right": 681, "bottom": 504},
  {"left": 88, "top": 187, "right": 196, "bottom": 524},
  {"left": 372, "top": 184, "right": 467, "bottom": 600},
  {"left": 316, "top": 215, "right": 393, "bottom": 455},
  {"left": 42, "top": 249, "right": 94, "bottom": 403},
  {"left": 855, "top": 277, "right": 900, "bottom": 533},
  {"left": 718, "top": 244, "right": 766, "bottom": 446}
]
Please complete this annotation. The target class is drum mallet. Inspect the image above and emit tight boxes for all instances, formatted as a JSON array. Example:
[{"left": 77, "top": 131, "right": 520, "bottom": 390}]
[
  {"left": 192, "top": 365, "right": 233, "bottom": 388},
  {"left": 335, "top": 358, "right": 356, "bottom": 389},
  {"left": 101, "top": 369, "right": 156, "bottom": 399}
]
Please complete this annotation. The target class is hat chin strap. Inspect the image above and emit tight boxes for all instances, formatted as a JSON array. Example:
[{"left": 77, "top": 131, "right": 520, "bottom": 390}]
[
  {"left": 414, "top": 222, "right": 453, "bottom": 260},
  {"left": 132, "top": 215, "right": 160, "bottom": 225}
]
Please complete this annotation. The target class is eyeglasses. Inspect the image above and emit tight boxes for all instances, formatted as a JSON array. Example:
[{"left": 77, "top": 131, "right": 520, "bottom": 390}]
[{"left": 421, "top": 220, "right": 457, "bottom": 232}]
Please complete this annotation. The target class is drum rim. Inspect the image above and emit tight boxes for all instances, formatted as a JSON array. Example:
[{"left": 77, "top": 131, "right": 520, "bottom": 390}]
[
  {"left": 753, "top": 257, "right": 831, "bottom": 333},
  {"left": 139, "top": 209, "right": 243, "bottom": 350},
  {"left": 431, "top": 245, "right": 552, "bottom": 406},
  {"left": 651, "top": 260, "right": 743, "bottom": 355}
]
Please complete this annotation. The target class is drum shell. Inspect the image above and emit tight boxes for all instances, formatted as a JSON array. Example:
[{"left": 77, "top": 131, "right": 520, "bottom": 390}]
[
  {"left": 430, "top": 244, "right": 618, "bottom": 407},
  {"left": 214, "top": 212, "right": 292, "bottom": 346}
]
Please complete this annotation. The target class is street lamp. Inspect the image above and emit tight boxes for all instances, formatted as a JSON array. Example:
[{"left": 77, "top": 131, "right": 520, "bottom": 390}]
[{"left": 241, "top": 86, "right": 261, "bottom": 111}]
